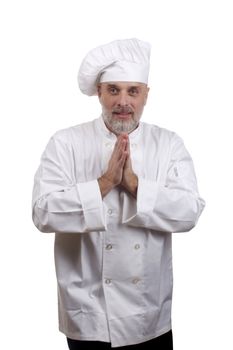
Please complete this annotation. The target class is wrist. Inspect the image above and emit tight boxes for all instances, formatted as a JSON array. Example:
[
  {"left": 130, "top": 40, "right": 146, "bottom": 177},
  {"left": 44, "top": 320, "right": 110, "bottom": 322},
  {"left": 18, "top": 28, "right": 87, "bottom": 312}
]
[
  {"left": 98, "top": 174, "right": 116, "bottom": 198},
  {"left": 122, "top": 173, "right": 138, "bottom": 198}
]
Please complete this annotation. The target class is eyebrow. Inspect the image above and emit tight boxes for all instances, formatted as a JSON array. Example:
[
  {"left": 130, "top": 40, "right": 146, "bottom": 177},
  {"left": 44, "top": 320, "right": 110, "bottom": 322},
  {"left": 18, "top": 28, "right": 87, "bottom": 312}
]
[
  {"left": 107, "top": 84, "right": 119, "bottom": 88},
  {"left": 107, "top": 84, "right": 141, "bottom": 89}
]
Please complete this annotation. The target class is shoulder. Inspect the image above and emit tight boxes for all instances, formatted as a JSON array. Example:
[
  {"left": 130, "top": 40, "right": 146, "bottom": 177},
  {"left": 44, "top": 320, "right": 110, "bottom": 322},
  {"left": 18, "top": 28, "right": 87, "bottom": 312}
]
[
  {"left": 141, "top": 121, "right": 183, "bottom": 145},
  {"left": 51, "top": 118, "right": 98, "bottom": 144}
]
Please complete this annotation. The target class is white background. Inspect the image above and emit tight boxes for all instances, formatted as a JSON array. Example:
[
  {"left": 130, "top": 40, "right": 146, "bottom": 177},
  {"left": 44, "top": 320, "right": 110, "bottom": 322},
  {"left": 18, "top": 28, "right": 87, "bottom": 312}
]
[{"left": 0, "top": 0, "right": 232, "bottom": 349}]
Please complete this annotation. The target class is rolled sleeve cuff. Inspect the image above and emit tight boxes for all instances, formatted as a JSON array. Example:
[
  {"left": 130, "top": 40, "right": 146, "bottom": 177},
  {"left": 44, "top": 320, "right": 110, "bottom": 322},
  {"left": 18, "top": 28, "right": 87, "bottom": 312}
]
[
  {"left": 122, "top": 178, "right": 157, "bottom": 225},
  {"left": 77, "top": 180, "right": 106, "bottom": 231}
]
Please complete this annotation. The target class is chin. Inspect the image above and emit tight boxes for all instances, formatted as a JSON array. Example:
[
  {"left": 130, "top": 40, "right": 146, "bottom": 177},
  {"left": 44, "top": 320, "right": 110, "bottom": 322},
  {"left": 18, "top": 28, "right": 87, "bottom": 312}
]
[
  {"left": 103, "top": 113, "right": 139, "bottom": 134},
  {"left": 112, "top": 122, "right": 138, "bottom": 135}
]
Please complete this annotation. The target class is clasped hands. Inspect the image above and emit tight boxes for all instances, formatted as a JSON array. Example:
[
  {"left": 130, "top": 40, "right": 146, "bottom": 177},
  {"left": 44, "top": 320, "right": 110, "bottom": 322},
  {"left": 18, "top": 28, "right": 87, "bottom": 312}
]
[{"left": 98, "top": 133, "right": 138, "bottom": 198}]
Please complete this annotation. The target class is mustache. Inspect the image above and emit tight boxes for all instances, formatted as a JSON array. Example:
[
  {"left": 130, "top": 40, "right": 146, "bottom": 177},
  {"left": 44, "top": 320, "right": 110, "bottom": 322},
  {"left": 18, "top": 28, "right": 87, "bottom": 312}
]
[{"left": 112, "top": 106, "right": 133, "bottom": 114}]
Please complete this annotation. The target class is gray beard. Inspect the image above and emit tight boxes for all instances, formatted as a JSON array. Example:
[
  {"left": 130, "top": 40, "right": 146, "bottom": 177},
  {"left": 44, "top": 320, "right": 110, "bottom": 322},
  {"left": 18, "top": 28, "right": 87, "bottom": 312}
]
[{"left": 103, "top": 113, "right": 138, "bottom": 134}]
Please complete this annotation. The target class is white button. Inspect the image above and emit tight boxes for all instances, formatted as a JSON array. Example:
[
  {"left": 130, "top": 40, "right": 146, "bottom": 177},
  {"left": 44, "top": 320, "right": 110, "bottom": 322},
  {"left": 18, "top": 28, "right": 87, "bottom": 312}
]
[
  {"left": 134, "top": 244, "right": 140, "bottom": 250},
  {"left": 174, "top": 167, "right": 178, "bottom": 177},
  {"left": 106, "top": 244, "right": 113, "bottom": 250},
  {"left": 105, "top": 279, "right": 112, "bottom": 284},
  {"left": 108, "top": 209, "right": 113, "bottom": 215},
  {"left": 132, "top": 278, "right": 140, "bottom": 284}
]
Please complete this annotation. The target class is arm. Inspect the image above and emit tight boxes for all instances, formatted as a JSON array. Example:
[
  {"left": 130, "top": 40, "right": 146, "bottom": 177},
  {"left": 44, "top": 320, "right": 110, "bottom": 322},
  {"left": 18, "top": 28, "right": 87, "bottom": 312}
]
[
  {"left": 122, "top": 135, "right": 205, "bottom": 233},
  {"left": 32, "top": 133, "right": 106, "bottom": 233}
]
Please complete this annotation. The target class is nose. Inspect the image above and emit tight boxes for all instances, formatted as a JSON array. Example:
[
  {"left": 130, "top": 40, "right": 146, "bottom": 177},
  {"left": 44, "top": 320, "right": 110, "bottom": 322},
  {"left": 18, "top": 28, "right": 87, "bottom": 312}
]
[{"left": 117, "top": 91, "right": 129, "bottom": 106}]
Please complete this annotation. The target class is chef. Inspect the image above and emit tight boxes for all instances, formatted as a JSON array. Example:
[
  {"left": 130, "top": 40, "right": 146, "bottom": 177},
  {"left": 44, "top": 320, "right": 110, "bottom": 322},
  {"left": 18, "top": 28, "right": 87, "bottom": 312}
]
[{"left": 32, "top": 38, "right": 205, "bottom": 349}]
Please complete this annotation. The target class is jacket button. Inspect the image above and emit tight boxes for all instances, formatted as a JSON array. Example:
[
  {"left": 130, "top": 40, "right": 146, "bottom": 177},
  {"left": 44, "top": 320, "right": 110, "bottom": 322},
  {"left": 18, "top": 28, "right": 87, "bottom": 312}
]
[
  {"left": 106, "top": 244, "right": 113, "bottom": 250},
  {"left": 132, "top": 278, "right": 140, "bottom": 284},
  {"left": 108, "top": 209, "right": 113, "bottom": 215},
  {"left": 105, "top": 279, "right": 112, "bottom": 284},
  {"left": 134, "top": 244, "right": 140, "bottom": 250}
]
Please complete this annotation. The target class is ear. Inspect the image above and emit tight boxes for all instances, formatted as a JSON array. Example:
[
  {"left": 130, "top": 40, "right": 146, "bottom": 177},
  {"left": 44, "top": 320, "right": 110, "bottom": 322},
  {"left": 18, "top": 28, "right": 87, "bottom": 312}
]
[
  {"left": 97, "top": 84, "right": 102, "bottom": 98},
  {"left": 144, "top": 86, "right": 150, "bottom": 105}
]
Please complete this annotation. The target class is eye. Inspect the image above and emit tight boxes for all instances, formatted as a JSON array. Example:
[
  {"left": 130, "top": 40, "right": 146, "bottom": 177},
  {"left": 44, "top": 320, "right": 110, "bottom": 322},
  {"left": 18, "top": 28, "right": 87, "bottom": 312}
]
[
  {"left": 108, "top": 86, "right": 119, "bottom": 95},
  {"left": 129, "top": 87, "right": 139, "bottom": 96}
]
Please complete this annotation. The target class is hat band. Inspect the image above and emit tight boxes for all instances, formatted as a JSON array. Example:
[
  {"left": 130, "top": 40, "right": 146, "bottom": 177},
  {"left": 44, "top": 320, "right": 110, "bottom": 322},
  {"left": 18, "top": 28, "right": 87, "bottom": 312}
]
[{"left": 99, "top": 60, "right": 149, "bottom": 84}]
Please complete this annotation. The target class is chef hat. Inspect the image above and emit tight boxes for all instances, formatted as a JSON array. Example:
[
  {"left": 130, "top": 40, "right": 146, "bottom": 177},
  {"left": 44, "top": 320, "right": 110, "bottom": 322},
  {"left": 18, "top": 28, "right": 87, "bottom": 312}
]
[{"left": 78, "top": 38, "right": 151, "bottom": 96}]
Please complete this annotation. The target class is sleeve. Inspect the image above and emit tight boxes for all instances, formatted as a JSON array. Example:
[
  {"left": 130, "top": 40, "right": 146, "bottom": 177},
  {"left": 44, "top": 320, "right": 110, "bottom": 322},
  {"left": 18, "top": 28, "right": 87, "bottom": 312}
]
[
  {"left": 32, "top": 133, "right": 106, "bottom": 233},
  {"left": 122, "top": 135, "right": 205, "bottom": 233}
]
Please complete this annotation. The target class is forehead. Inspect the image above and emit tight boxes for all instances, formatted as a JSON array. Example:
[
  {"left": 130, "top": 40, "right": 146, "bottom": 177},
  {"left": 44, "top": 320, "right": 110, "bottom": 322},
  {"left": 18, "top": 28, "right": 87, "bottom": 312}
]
[{"left": 100, "top": 82, "right": 146, "bottom": 89}]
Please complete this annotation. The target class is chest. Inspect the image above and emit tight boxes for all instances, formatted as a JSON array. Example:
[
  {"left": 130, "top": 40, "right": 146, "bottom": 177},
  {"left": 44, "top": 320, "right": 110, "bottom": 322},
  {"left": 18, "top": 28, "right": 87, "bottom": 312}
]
[{"left": 69, "top": 133, "right": 171, "bottom": 184}]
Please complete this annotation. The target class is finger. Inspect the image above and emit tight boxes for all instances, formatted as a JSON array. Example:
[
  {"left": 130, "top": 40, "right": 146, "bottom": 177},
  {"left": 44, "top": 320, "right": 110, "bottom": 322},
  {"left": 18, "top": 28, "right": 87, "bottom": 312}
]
[
  {"left": 113, "top": 137, "right": 127, "bottom": 160},
  {"left": 120, "top": 134, "right": 129, "bottom": 150},
  {"left": 111, "top": 138, "right": 122, "bottom": 161},
  {"left": 124, "top": 142, "right": 132, "bottom": 168},
  {"left": 113, "top": 135, "right": 125, "bottom": 153},
  {"left": 126, "top": 138, "right": 130, "bottom": 154},
  {"left": 118, "top": 150, "right": 128, "bottom": 167},
  {"left": 118, "top": 133, "right": 128, "bottom": 143}
]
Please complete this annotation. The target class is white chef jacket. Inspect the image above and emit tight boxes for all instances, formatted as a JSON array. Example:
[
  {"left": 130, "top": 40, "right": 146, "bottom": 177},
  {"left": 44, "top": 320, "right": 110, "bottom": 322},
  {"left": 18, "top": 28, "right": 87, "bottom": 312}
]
[{"left": 32, "top": 116, "right": 205, "bottom": 347}]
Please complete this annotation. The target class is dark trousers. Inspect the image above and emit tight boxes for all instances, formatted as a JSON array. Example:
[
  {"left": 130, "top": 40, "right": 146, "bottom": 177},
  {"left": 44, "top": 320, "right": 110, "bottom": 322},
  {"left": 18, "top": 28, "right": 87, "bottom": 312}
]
[{"left": 67, "top": 330, "right": 173, "bottom": 349}]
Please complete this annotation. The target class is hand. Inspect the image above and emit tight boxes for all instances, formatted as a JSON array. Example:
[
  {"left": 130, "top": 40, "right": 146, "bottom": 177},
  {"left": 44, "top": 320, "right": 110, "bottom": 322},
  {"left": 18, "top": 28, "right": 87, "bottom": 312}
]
[
  {"left": 121, "top": 137, "right": 138, "bottom": 198},
  {"left": 98, "top": 134, "right": 128, "bottom": 197}
]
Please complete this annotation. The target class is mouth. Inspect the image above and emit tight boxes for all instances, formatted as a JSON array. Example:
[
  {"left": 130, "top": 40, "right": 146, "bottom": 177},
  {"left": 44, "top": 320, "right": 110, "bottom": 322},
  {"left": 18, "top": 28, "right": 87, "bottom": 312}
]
[
  {"left": 112, "top": 111, "right": 133, "bottom": 119},
  {"left": 112, "top": 108, "right": 133, "bottom": 119}
]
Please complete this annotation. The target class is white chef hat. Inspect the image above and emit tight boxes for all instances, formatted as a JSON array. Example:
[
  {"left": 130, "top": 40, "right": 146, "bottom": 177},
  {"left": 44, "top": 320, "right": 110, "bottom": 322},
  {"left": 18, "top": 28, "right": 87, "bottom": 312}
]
[{"left": 78, "top": 38, "right": 151, "bottom": 96}]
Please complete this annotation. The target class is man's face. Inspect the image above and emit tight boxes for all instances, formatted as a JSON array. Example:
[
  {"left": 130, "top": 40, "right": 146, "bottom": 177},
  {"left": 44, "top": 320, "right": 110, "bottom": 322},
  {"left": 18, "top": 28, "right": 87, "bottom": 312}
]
[{"left": 98, "top": 82, "right": 149, "bottom": 135}]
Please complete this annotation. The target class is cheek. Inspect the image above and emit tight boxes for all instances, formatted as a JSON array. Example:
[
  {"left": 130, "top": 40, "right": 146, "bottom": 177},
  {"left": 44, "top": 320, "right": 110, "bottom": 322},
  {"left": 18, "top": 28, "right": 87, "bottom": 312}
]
[
  {"left": 134, "top": 101, "right": 145, "bottom": 113},
  {"left": 101, "top": 97, "right": 115, "bottom": 110}
]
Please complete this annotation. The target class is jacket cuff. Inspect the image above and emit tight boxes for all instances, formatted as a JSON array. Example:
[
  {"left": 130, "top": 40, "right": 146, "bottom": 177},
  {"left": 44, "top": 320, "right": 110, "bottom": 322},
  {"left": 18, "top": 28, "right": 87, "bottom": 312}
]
[
  {"left": 122, "top": 178, "right": 157, "bottom": 225},
  {"left": 77, "top": 180, "right": 106, "bottom": 231}
]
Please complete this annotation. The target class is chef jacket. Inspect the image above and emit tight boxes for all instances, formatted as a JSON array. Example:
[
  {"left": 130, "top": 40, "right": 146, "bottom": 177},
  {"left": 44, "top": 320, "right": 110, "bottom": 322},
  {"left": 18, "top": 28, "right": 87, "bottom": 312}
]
[{"left": 32, "top": 116, "right": 205, "bottom": 347}]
